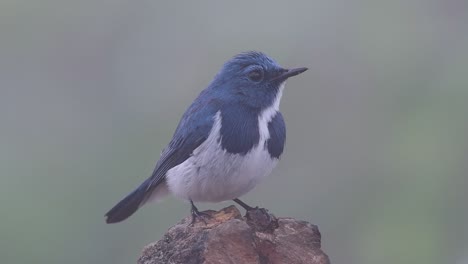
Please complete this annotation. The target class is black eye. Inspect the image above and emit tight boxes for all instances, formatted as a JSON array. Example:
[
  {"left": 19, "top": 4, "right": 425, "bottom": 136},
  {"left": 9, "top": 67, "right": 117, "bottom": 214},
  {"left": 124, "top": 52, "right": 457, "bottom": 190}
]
[{"left": 247, "top": 69, "right": 264, "bottom": 82}]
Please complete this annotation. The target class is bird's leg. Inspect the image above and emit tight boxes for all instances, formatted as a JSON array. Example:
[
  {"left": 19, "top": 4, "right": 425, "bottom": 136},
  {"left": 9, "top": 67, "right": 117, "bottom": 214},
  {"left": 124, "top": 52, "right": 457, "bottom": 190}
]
[
  {"left": 233, "top": 198, "right": 275, "bottom": 230},
  {"left": 233, "top": 198, "right": 270, "bottom": 218},
  {"left": 233, "top": 198, "right": 257, "bottom": 211},
  {"left": 190, "top": 200, "right": 211, "bottom": 225}
]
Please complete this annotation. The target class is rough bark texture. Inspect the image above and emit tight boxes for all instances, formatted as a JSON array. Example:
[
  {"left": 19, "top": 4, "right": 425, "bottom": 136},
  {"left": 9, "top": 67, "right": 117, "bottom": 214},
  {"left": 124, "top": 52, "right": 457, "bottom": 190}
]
[{"left": 138, "top": 205, "right": 330, "bottom": 264}]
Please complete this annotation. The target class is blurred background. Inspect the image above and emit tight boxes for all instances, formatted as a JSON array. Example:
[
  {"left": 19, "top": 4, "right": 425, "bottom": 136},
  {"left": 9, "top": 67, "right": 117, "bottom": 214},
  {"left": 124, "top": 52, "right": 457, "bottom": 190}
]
[{"left": 1, "top": 0, "right": 467, "bottom": 263}]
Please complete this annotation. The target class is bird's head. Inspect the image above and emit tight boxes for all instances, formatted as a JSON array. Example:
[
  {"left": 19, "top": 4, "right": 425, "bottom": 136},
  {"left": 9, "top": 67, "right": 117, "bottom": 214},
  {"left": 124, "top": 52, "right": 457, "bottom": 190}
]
[{"left": 210, "top": 51, "right": 307, "bottom": 110}]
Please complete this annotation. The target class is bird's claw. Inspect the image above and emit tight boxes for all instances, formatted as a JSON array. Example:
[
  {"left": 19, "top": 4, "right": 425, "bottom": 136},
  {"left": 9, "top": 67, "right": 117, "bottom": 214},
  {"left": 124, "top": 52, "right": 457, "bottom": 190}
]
[
  {"left": 190, "top": 210, "right": 212, "bottom": 225},
  {"left": 189, "top": 200, "right": 212, "bottom": 226}
]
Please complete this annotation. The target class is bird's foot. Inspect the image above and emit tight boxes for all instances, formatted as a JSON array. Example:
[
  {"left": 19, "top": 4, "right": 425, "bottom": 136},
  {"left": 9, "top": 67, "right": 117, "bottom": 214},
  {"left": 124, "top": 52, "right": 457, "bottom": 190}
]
[
  {"left": 190, "top": 200, "right": 212, "bottom": 226},
  {"left": 233, "top": 198, "right": 257, "bottom": 211},
  {"left": 190, "top": 209, "right": 212, "bottom": 225},
  {"left": 233, "top": 198, "right": 278, "bottom": 232}
]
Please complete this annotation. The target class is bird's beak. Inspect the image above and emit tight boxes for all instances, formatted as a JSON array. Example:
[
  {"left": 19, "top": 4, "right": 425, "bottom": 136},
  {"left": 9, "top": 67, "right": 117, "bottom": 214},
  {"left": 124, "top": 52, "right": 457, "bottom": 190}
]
[{"left": 273, "top": 67, "right": 308, "bottom": 82}]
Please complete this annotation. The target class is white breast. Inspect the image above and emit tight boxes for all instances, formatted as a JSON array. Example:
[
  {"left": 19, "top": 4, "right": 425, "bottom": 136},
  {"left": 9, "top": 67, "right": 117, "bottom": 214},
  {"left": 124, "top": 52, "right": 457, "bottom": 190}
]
[{"left": 166, "top": 84, "right": 285, "bottom": 202}]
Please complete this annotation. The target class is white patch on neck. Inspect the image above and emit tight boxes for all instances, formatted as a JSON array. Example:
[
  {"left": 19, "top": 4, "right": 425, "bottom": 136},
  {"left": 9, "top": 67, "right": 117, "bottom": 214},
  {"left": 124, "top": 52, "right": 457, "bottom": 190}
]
[{"left": 257, "top": 82, "right": 285, "bottom": 142}]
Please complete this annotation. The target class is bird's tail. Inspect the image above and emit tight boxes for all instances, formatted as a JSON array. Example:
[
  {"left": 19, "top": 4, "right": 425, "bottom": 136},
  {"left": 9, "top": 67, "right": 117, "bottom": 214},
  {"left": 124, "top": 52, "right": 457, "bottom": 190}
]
[{"left": 105, "top": 179, "right": 152, "bottom": 224}]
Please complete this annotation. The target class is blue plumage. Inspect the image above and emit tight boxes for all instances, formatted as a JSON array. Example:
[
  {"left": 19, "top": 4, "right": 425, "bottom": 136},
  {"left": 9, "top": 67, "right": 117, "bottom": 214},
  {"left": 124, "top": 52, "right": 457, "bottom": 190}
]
[
  {"left": 219, "top": 105, "right": 259, "bottom": 155},
  {"left": 105, "top": 51, "right": 307, "bottom": 223},
  {"left": 267, "top": 112, "right": 286, "bottom": 158}
]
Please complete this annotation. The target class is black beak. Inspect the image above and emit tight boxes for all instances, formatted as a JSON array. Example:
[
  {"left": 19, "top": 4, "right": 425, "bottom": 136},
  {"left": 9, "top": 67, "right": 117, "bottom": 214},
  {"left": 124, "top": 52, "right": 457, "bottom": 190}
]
[{"left": 273, "top": 67, "right": 308, "bottom": 82}]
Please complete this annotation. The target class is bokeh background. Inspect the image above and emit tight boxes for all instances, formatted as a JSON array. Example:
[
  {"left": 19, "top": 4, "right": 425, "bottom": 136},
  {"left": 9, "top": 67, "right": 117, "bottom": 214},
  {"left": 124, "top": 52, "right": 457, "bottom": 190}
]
[{"left": 1, "top": 1, "right": 467, "bottom": 263}]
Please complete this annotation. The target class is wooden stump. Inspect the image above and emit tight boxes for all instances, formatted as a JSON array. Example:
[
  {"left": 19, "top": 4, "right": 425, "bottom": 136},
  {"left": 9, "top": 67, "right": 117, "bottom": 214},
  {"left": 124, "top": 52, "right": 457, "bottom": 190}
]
[{"left": 138, "top": 205, "right": 330, "bottom": 264}]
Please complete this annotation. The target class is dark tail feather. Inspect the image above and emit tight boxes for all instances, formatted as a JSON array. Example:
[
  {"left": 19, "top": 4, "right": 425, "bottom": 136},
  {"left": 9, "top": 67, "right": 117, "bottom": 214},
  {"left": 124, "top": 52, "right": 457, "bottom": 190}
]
[{"left": 105, "top": 181, "right": 150, "bottom": 224}]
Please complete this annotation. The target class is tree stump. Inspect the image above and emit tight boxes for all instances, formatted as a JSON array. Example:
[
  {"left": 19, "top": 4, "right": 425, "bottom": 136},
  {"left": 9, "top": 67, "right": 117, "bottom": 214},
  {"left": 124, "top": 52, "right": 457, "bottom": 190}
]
[{"left": 138, "top": 205, "right": 330, "bottom": 264}]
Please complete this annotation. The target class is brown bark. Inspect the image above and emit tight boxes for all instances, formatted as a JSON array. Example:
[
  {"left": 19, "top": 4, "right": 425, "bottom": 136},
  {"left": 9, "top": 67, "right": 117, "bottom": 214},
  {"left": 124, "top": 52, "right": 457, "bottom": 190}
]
[{"left": 138, "top": 205, "right": 330, "bottom": 264}]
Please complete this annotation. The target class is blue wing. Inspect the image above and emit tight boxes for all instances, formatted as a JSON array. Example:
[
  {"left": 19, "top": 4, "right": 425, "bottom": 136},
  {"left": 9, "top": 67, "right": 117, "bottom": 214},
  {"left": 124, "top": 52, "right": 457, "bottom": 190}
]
[
  {"left": 147, "top": 96, "right": 222, "bottom": 189},
  {"left": 105, "top": 94, "right": 222, "bottom": 223}
]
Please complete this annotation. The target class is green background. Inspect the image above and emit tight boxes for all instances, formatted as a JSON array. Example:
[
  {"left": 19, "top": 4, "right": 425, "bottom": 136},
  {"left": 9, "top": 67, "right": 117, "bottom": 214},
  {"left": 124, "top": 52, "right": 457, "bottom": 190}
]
[{"left": 1, "top": 1, "right": 467, "bottom": 263}]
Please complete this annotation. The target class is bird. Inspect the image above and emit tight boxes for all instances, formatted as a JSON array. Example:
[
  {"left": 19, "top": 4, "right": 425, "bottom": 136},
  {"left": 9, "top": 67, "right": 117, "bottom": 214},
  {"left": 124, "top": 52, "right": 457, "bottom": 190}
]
[{"left": 105, "top": 51, "right": 307, "bottom": 224}]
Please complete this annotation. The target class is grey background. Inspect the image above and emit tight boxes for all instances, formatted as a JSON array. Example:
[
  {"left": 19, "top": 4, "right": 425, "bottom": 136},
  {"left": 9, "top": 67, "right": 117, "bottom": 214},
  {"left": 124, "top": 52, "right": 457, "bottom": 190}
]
[{"left": 1, "top": 1, "right": 467, "bottom": 264}]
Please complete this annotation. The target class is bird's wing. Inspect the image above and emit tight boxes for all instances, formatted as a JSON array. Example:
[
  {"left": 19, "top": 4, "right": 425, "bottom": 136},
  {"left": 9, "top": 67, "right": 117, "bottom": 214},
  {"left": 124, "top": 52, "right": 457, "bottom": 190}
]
[
  {"left": 146, "top": 97, "right": 222, "bottom": 192},
  {"left": 105, "top": 95, "right": 221, "bottom": 223}
]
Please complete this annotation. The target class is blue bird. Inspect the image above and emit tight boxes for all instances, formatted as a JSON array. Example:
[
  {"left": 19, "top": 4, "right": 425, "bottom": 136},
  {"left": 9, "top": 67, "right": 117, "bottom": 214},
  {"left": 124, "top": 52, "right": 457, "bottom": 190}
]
[{"left": 105, "top": 51, "right": 307, "bottom": 223}]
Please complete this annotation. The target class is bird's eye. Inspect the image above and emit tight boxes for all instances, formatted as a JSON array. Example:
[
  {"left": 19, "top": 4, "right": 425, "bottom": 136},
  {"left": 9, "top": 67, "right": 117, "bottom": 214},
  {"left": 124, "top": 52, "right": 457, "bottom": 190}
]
[{"left": 247, "top": 69, "right": 264, "bottom": 82}]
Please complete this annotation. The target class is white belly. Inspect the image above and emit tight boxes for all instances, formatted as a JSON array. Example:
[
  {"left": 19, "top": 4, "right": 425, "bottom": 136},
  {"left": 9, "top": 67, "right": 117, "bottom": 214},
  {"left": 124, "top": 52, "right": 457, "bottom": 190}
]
[{"left": 166, "top": 111, "right": 279, "bottom": 202}]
